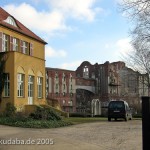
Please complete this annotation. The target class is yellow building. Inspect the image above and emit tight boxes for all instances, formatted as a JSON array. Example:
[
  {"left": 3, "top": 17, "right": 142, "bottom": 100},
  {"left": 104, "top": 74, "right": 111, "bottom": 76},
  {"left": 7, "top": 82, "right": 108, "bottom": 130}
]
[{"left": 0, "top": 7, "right": 47, "bottom": 113}]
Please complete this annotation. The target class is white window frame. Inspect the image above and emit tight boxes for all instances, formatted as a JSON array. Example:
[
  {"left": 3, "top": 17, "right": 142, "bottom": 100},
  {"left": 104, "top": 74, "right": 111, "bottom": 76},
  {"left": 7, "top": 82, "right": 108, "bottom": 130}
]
[
  {"left": 13, "top": 38, "right": 18, "bottom": 51},
  {"left": 37, "top": 77, "right": 43, "bottom": 98},
  {"left": 4, "top": 16, "right": 17, "bottom": 27},
  {"left": 2, "top": 34, "right": 9, "bottom": 52},
  {"left": 22, "top": 41, "right": 28, "bottom": 54},
  {"left": 4, "top": 73, "right": 10, "bottom": 97},
  {"left": 83, "top": 66, "right": 89, "bottom": 77},
  {"left": 28, "top": 75, "right": 34, "bottom": 98},
  {"left": 17, "top": 74, "right": 24, "bottom": 97}
]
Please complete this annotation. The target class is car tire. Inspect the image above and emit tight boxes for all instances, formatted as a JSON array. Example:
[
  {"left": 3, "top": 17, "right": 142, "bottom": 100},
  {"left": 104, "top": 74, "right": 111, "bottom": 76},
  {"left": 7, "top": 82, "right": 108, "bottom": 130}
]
[
  {"left": 108, "top": 117, "right": 111, "bottom": 121},
  {"left": 125, "top": 114, "right": 128, "bottom": 121}
]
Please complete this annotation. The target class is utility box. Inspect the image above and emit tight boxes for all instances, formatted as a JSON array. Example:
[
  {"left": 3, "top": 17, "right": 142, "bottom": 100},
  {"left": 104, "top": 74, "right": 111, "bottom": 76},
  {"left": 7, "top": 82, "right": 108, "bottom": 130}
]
[{"left": 142, "top": 96, "right": 150, "bottom": 150}]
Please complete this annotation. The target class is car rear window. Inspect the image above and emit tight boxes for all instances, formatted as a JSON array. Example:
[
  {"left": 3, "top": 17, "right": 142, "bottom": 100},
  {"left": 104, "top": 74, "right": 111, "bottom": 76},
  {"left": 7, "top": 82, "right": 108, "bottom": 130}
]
[{"left": 109, "top": 101, "right": 124, "bottom": 109}]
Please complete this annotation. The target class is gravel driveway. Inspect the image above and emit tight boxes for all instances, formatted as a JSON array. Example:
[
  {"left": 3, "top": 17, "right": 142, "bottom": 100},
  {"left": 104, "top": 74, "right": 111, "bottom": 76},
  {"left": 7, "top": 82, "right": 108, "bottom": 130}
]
[{"left": 0, "top": 120, "right": 142, "bottom": 150}]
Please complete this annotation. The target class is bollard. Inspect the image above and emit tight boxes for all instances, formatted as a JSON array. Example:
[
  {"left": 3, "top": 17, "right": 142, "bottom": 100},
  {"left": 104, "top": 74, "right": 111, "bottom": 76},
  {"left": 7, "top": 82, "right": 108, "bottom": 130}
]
[{"left": 142, "top": 96, "right": 150, "bottom": 150}]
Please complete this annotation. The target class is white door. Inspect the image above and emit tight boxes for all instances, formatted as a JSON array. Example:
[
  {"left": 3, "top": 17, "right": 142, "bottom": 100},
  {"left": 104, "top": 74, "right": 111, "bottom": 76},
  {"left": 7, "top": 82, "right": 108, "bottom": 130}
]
[{"left": 28, "top": 75, "right": 34, "bottom": 105}]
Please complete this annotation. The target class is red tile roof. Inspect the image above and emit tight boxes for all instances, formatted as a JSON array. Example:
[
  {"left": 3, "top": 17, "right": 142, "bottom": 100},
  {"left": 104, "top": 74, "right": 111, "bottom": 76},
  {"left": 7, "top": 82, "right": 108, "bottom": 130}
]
[{"left": 0, "top": 7, "right": 47, "bottom": 44}]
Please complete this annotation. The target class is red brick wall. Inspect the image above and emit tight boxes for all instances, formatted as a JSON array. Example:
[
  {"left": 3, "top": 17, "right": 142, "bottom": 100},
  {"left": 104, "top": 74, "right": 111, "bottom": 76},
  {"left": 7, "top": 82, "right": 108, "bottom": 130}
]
[{"left": 46, "top": 68, "right": 76, "bottom": 112}]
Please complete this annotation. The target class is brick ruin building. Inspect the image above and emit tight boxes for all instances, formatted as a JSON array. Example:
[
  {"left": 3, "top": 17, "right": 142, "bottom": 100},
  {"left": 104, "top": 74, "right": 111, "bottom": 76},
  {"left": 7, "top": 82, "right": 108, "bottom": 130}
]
[{"left": 46, "top": 61, "right": 148, "bottom": 115}]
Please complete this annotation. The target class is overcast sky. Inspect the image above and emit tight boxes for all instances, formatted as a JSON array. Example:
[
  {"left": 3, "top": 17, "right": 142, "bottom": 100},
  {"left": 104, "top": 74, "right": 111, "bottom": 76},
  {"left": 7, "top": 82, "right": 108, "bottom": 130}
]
[{"left": 1, "top": 0, "right": 133, "bottom": 70}]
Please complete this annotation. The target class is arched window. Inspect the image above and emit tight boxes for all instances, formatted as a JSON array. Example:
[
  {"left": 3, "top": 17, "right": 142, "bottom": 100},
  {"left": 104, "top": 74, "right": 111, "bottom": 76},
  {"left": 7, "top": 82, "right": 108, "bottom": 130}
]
[
  {"left": 83, "top": 66, "right": 89, "bottom": 78},
  {"left": 4, "top": 16, "right": 17, "bottom": 27}
]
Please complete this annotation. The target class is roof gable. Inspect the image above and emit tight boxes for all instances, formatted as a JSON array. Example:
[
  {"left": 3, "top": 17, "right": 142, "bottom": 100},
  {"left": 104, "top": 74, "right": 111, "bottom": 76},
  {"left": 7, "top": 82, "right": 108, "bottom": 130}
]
[{"left": 0, "top": 7, "right": 47, "bottom": 44}]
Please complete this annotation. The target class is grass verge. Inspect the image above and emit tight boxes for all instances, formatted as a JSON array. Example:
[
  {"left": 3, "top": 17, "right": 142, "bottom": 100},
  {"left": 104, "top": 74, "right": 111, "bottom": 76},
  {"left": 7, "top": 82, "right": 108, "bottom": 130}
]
[
  {"left": 63, "top": 117, "right": 107, "bottom": 125},
  {"left": 0, "top": 117, "right": 73, "bottom": 128}
]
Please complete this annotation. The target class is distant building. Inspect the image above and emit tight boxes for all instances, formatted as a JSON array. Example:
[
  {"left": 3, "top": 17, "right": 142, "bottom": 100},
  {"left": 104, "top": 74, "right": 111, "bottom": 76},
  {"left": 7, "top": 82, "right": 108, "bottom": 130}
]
[
  {"left": 76, "top": 60, "right": 146, "bottom": 114},
  {"left": 46, "top": 68, "right": 76, "bottom": 112},
  {"left": 119, "top": 67, "right": 139, "bottom": 112},
  {"left": 76, "top": 61, "right": 125, "bottom": 101},
  {"left": 98, "top": 61, "right": 125, "bottom": 102},
  {"left": 45, "top": 61, "right": 147, "bottom": 115},
  {"left": 119, "top": 67, "right": 148, "bottom": 113}
]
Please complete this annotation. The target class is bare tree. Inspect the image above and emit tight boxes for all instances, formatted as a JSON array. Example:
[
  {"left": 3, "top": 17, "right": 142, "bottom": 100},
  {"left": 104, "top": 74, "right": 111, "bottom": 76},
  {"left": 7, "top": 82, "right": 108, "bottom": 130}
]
[
  {"left": 120, "top": 0, "right": 150, "bottom": 19},
  {"left": 119, "top": 0, "right": 150, "bottom": 48},
  {"left": 119, "top": 0, "right": 150, "bottom": 95}
]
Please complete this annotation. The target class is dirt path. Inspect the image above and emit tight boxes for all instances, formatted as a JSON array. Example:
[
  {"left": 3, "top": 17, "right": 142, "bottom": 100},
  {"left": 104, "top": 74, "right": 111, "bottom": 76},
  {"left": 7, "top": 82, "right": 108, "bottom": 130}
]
[{"left": 0, "top": 120, "right": 142, "bottom": 150}]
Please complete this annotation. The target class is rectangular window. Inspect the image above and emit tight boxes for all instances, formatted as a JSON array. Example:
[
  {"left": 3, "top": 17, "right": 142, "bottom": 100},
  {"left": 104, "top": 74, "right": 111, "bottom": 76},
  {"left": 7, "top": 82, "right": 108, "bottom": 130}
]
[
  {"left": 22, "top": 41, "right": 28, "bottom": 54},
  {"left": 55, "top": 73, "right": 58, "bottom": 81},
  {"left": 28, "top": 75, "right": 34, "bottom": 98},
  {"left": 70, "top": 93, "right": 73, "bottom": 97},
  {"left": 71, "top": 77, "right": 72, "bottom": 82},
  {"left": 13, "top": 38, "right": 19, "bottom": 51},
  {"left": 29, "top": 43, "right": 33, "bottom": 56},
  {"left": 69, "top": 100, "right": 73, "bottom": 106},
  {"left": 4, "top": 73, "right": 10, "bottom": 97},
  {"left": 83, "top": 66, "right": 89, "bottom": 78},
  {"left": 56, "top": 84, "right": 58, "bottom": 89},
  {"left": 63, "top": 92, "right": 65, "bottom": 96},
  {"left": 56, "top": 92, "right": 58, "bottom": 96},
  {"left": 17, "top": 74, "right": 24, "bottom": 97},
  {"left": 37, "top": 77, "right": 43, "bottom": 98},
  {"left": 2, "top": 34, "right": 9, "bottom": 52}
]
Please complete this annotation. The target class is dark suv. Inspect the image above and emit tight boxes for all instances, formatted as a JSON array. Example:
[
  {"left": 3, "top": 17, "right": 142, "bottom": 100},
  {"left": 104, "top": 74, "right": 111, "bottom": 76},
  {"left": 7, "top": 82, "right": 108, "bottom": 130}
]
[{"left": 108, "top": 100, "right": 132, "bottom": 121}]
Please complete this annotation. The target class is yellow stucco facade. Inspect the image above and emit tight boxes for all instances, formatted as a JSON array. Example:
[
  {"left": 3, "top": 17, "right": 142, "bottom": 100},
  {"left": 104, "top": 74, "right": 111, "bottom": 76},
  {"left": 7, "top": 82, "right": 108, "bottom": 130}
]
[{"left": 0, "top": 25, "right": 47, "bottom": 113}]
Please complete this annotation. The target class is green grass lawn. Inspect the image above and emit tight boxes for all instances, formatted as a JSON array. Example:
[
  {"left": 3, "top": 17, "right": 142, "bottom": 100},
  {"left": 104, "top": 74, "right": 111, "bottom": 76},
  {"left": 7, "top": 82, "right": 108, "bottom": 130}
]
[
  {"left": 63, "top": 117, "right": 107, "bottom": 125},
  {"left": 0, "top": 116, "right": 73, "bottom": 128},
  {"left": 63, "top": 117, "right": 142, "bottom": 125},
  {"left": 0, "top": 116, "right": 107, "bottom": 128}
]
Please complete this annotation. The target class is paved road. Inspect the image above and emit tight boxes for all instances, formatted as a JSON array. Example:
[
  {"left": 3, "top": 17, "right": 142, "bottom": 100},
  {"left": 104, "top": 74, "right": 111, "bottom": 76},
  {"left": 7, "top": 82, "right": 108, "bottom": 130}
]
[{"left": 0, "top": 120, "right": 142, "bottom": 150}]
